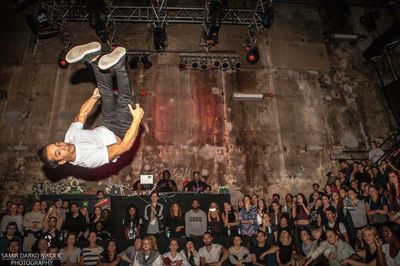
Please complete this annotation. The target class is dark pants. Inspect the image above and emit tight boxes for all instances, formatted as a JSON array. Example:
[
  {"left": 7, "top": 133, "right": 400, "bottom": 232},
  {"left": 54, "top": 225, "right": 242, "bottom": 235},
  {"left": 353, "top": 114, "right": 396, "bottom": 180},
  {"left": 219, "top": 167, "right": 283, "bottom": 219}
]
[{"left": 87, "top": 59, "right": 134, "bottom": 139}]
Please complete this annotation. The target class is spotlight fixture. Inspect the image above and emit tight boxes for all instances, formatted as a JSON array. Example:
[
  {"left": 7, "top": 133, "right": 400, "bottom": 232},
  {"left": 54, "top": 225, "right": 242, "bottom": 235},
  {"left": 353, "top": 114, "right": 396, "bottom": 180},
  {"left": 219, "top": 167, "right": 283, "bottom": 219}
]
[
  {"left": 246, "top": 46, "right": 260, "bottom": 65},
  {"left": 141, "top": 55, "right": 153, "bottom": 70},
  {"left": 262, "top": 7, "right": 274, "bottom": 28},
  {"left": 191, "top": 58, "right": 200, "bottom": 70},
  {"left": 58, "top": 49, "right": 69, "bottom": 69},
  {"left": 211, "top": 58, "right": 221, "bottom": 68},
  {"left": 221, "top": 59, "right": 230, "bottom": 70},
  {"left": 154, "top": 26, "right": 167, "bottom": 51},
  {"left": 178, "top": 57, "right": 188, "bottom": 71},
  {"left": 231, "top": 58, "right": 241, "bottom": 70},
  {"left": 200, "top": 58, "right": 209, "bottom": 71},
  {"left": 129, "top": 55, "right": 140, "bottom": 69}
]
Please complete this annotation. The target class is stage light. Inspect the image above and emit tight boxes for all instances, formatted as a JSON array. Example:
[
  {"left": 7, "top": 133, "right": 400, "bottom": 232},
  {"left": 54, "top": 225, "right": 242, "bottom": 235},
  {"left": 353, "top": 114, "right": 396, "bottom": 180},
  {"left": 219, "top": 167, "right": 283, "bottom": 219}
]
[
  {"left": 154, "top": 26, "right": 167, "bottom": 51},
  {"left": 231, "top": 58, "right": 241, "bottom": 70},
  {"left": 25, "top": 15, "right": 58, "bottom": 40},
  {"left": 211, "top": 58, "right": 221, "bottom": 68},
  {"left": 178, "top": 57, "right": 188, "bottom": 71},
  {"left": 35, "top": 10, "right": 50, "bottom": 28},
  {"left": 200, "top": 57, "right": 209, "bottom": 70},
  {"left": 58, "top": 49, "right": 69, "bottom": 69},
  {"left": 246, "top": 47, "right": 260, "bottom": 65},
  {"left": 191, "top": 58, "right": 200, "bottom": 70},
  {"left": 221, "top": 59, "right": 230, "bottom": 70},
  {"left": 262, "top": 8, "right": 274, "bottom": 28},
  {"left": 129, "top": 55, "right": 140, "bottom": 69},
  {"left": 141, "top": 55, "right": 153, "bottom": 70}
]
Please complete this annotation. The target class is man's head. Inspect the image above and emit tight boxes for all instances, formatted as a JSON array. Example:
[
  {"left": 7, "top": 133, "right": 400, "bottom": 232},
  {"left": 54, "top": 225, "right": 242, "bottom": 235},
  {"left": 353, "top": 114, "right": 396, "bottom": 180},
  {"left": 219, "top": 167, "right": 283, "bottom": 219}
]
[
  {"left": 162, "top": 170, "right": 171, "bottom": 180},
  {"left": 202, "top": 232, "right": 213, "bottom": 246},
  {"left": 7, "top": 239, "right": 20, "bottom": 253},
  {"left": 256, "top": 230, "right": 266, "bottom": 244},
  {"left": 150, "top": 191, "right": 159, "bottom": 204},
  {"left": 32, "top": 200, "right": 41, "bottom": 212},
  {"left": 70, "top": 203, "right": 79, "bottom": 214},
  {"left": 325, "top": 206, "right": 337, "bottom": 222},
  {"left": 48, "top": 217, "right": 57, "bottom": 229},
  {"left": 312, "top": 183, "right": 320, "bottom": 191},
  {"left": 192, "top": 171, "right": 200, "bottom": 181},
  {"left": 38, "top": 142, "right": 75, "bottom": 168},
  {"left": 96, "top": 191, "right": 104, "bottom": 199},
  {"left": 169, "top": 239, "right": 179, "bottom": 252},
  {"left": 134, "top": 238, "right": 142, "bottom": 251},
  {"left": 6, "top": 222, "right": 17, "bottom": 237},
  {"left": 191, "top": 199, "right": 200, "bottom": 210}
]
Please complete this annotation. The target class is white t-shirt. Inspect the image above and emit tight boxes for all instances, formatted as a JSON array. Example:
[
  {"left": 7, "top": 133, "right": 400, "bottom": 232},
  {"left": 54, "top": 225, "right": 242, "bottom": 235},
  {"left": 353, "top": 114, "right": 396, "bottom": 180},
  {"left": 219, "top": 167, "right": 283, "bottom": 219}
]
[
  {"left": 64, "top": 122, "right": 117, "bottom": 168},
  {"left": 163, "top": 252, "right": 184, "bottom": 266},
  {"left": 198, "top": 244, "right": 222, "bottom": 264},
  {"left": 382, "top": 244, "right": 400, "bottom": 266}
]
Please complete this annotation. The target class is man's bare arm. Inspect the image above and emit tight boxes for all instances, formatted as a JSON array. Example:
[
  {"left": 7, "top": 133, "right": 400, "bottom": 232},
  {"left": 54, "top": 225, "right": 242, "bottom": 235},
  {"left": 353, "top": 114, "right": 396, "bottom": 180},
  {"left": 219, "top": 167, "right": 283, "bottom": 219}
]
[
  {"left": 74, "top": 88, "right": 101, "bottom": 124},
  {"left": 107, "top": 103, "right": 144, "bottom": 161}
]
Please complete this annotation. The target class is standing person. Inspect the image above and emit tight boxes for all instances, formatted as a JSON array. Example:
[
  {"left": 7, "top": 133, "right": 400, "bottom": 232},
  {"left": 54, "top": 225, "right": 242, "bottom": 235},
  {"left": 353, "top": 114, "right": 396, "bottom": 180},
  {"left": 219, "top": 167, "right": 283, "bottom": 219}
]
[
  {"left": 250, "top": 230, "right": 278, "bottom": 266},
  {"left": 61, "top": 203, "right": 88, "bottom": 240},
  {"left": 185, "top": 200, "right": 207, "bottom": 237},
  {"left": 38, "top": 42, "right": 145, "bottom": 169},
  {"left": 238, "top": 195, "right": 258, "bottom": 236},
  {"left": 144, "top": 192, "right": 165, "bottom": 237},
  {"left": 377, "top": 221, "right": 400, "bottom": 266},
  {"left": 292, "top": 193, "right": 311, "bottom": 240},
  {"left": 123, "top": 205, "right": 142, "bottom": 240},
  {"left": 163, "top": 239, "right": 185, "bottom": 266},
  {"left": 23, "top": 200, "right": 45, "bottom": 252},
  {"left": 180, "top": 238, "right": 200, "bottom": 266},
  {"left": 184, "top": 171, "right": 208, "bottom": 193},
  {"left": 59, "top": 233, "right": 82, "bottom": 265},
  {"left": 222, "top": 202, "right": 238, "bottom": 236},
  {"left": 156, "top": 170, "right": 178, "bottom": 193},
  {"left": 368, "top": 141, "right": 384, "bottom": 164},
  {"left": 98, "top": 240, "right": 121, "bottom": 266},
  {"left": 165, "top": 203, "right": 185, "bottom": 238},
  {"left": 228, "top": 235, "right": 252, "bottom": 266},
  {"left": 81, "top": 232, "right": 104, "bottom": 266},
  {"left": 0, "top": 203, "right": 23, "bottom": 235},
  {"left": 256, "top": 199, "right": 267, "bottom": 226},
  {"left": 198, "top": 232, "right": 229, "bottom": 266},
  {"left": 134, "top": 236, "right": 163, "bottom": 266}
]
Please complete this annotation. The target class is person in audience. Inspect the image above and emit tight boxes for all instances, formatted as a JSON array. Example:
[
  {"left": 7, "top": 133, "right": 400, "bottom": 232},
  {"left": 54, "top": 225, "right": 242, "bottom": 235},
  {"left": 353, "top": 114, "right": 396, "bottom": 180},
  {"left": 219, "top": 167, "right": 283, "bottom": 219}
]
[
  {"left": 156, "top": 170, "right": 178, "bottom": 193},
  {"left": 341, "top": 226, "right": 379, "bottom": 266},
  {"left": 166, "top": 203, "right": 185, "bottom": 238},
  {"left": 256, "top": 199, "right": 267, "bottom": 226},
  {"left": 368, "top": 141, "right": 384, "bottom": 164},
  {"left": 0, "top": 202, "right": 22, "bottom": 234},
  {"left": 198, "top": 232, "right": 228, "bottom": 266},
  {"left": 258, "top": 212, "right": 278, "bottom": 245},
  {"left": 62, "top": 203, "right": 88, "bottom": 240},
  {"left": 98, "top": 239, "right": 120, "bottom": 266},
  {"left": 300, "top": 228, "right": 316, "bottom": 257},
  {"left": 331, "top": 191, "right": 344, "bottom": 222},
  {"left": 237, "top": 198, "right": 244, "bottom": 213},
  {"left": 94, "top": 221, "right": 111, "bottom": 240},
  {"left": 0, "top": 222, "right": 22, "bottom": 253},
  {"left": 40, "top": 200, "right": 48, "bottom": 214},
  {"left": 119, "top": 238, "right": 142, "bottom": 265},
  {"left": 42, "top": 216, "right": 61, "bottom": 248},
  {"left": 323, "top": 206, "right": 349, "bottom": 243},
  {"left": 251, "top": 230, "right": 278, "bottom": 266},
  {"left": 134, "top": 236, "right": 162, "bottom": 266},
  {"left": 89, "top": 206, "right": 102, "bottom": 231},
  {"left": 229, "top": 235, "right": 252, "bottom": 266},
  {"left": 101, "top": 208, "right": 112, "bottom": 233},
  {"left": 238, "top": 195, "right": 258, "bottom": 236},
  {"left": 60, "top": 232, "right": 82, "bottom": 266},
  {"left": 222, "top": 201, "right": 238, "bottom": 236},
  {"left": 251, "top": 194, "right": 259, "bottom": 207},
  {"left": 354, "top": 163, "right": 371, "bottom": 184},
  {"left": 44, "top": 204, "right": 63, "bottom": 231},
  {"left": 276, "top": 229, "right": 298, "bottom": 266},
  {"left": 282, "top": 193, "right": 293, "bottom": 217},
  {"left": 54, "top": 199, "right": 66, "bottom": 222},
  {"left": 324, "top": 184, "right": 333, "bottom": 197},
  {"left": 303, "top": 226, "right": 329, "bottom": 266},
  {"left": 163, "top": 238, "right": 184, "bottom": 266},
  {"left": 278, "top": 214, "right": 293, "bottom": 238},
  {"left": 270, "top": 200, "right": 283, "bottom": 226},
  {"left": 377, "top": 221, "right": 400, "bottom": 266},
  {"left": 185, "top": 200, "right": 207, "bottom": 237},
  {"left": 17, "top": 203, "right": 25, "bottom": 216},
  {"left": 35, "top": 237, "right": 49, "bottom": 254},
  {"left": 180, "top": 238, "right": 199, "bottom": 266},
  {"left": 317, "top": 194, "right": 331, "bottom": 227},
  {"left": 388, "top": 171, "right": 400, "bottom": 213},
  {"left": 207, "top": 202, "right": 224, "bottom": 236},
  {"left": 2, "top": 239, "right": 22, "bottom": 266},
  {"left": 344, "top": 188, "right": 368, "bottom": 231},
  {"left": 62, "top": 201, "right": 70, "bottom": 214},
  {"left": 309, "top": 184, "right": 321, "bottom": 203},
  {"left": 184, "top": 171, "right": 209, "bottom": 193},
  {"left": 81, "top": 232, "right": 104, "bottom": 266},
  {"left": 310, "top": 198, "right": 322, "bottom": 227},
  {"left": 144, "top": 191, "right": 165, "bottom": 237},
  {"left": 123, "top": 205, "right": 142, "bottom": 240},
  {"left": 23, "top": 200, "right": 45, "bottom": 252},
  {"left": 366, "top": 185, "right": 389, "bottom": 226},
  {"left": 372, "top": 167, "right": 387, "bottom": 194},
  {"left": 292, "top": 193, "right": 311, "bottom": 241}
]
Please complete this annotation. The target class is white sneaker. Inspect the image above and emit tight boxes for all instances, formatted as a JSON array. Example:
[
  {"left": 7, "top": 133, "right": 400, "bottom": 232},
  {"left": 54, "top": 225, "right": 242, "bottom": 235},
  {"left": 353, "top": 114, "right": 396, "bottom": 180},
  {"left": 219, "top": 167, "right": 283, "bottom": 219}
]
[
  {"left": 65, "top": 42, "right": 102, "bottom": 64},
  {"left": 98, "top": 47, "right": 127, "bottom": 70}
]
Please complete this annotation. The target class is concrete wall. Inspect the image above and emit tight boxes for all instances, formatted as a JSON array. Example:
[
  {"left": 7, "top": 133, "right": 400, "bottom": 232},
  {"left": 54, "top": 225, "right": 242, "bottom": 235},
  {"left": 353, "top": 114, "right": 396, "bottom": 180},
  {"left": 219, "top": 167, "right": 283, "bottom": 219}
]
[{"left": 0, "top": 1, "right": 398, "bottom": 205}]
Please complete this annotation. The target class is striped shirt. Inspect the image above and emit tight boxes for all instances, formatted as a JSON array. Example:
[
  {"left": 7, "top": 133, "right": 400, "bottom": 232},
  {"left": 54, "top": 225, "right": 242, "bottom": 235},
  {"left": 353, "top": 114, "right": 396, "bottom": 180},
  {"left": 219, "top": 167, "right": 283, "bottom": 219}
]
[{"left": 82, "top": 246, "right": 104, "bottom": 265}]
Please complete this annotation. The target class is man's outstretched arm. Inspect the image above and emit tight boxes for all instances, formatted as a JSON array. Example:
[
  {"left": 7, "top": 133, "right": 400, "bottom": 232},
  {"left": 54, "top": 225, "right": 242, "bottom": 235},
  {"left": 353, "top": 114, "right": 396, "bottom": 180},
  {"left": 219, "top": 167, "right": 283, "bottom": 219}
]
[
  {"left": 74, "top": 88, "right": 101, "bottom": 124},
  {"left": 107, "top": 103, "right": 144, "bottom": 161}
]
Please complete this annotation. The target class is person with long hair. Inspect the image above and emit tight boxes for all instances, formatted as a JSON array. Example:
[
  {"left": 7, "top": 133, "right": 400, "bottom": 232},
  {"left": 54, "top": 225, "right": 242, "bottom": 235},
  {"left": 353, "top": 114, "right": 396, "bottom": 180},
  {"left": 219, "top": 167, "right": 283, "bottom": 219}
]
[
  {"left": 271, "top": 201, "right": 283, "bottom": 227},
  {"left": 238, "top": 195, "right": 258, "bottom": 236},
  {"left": 207, "top": 202, "right": 224, "bottom": 236},
  {"left": 377, "top": 221, "right": 400, "bottom": 266},
  {"left": 256, "top": 199, "right": 267, "bottom": 226},
  {"left": 317, "top": 194, "right": 331, "bottom": 227},
  {"left": 388, "top": 171, "right": 400, "bottom": 213},
  {"left": 341, "top": 227, "right": 379, "bottom": 266},
  {"left": 89, "top": 206, "right": 102, "bottom": 232},
  {"left": 222, "top": 201, "right": 238, "bottom": 236},
  {"left": 331, "top": 191, "right": 344, "bottom": 223},
  {"left": 180, "top": 238, "right": 199, "bottom": 266},
  {"left": 228, "top": 235, "right": 252, "bottom": 266},
  {"left": 60, "top": 233, "right": 82, "bottom": 266},
  {"left": 134, "top": 236, "right": 162, "bottom": 266},
  {"left": 101, "top": 208, "right": 112, "bottom": 233},
  {"left": 302, "top": 226, "right": 328, "bottom": 266},
  {"left": 0, "top": 203, "right": 23, "bottom": 236},
  {"left": 123, "top": 205, "right": 142, "bottom": 240},
  {"left": 258, "top": 212, "right": 278, "bottom": 245},
  {"left": 99, "top": 239, "right": 120, "bottom": 266},
  {"left": 166, "top": 203, "right": 185, "bottom": 238},
  {"left": 163, "top": 238, "right": 184, "bottom": 266},
  {"left": 300, "top": 228, "right": 316, "bottom": 257},
  {"left": 366, "top": 185, "right": 389, "bottom": 226}
]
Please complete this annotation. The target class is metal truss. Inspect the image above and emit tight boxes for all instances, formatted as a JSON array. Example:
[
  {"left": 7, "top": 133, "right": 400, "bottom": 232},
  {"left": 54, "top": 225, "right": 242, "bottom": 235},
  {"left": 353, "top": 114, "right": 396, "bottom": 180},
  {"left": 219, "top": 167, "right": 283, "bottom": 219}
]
[
  {"left": 200, "top": 0, "right": 213, "bottom": 51},
  {"left": 246, "top": 0, "right": 272, "bottom": 47},
  {"left": 151, "top": 0, "right": 167, "bottom": 27}
]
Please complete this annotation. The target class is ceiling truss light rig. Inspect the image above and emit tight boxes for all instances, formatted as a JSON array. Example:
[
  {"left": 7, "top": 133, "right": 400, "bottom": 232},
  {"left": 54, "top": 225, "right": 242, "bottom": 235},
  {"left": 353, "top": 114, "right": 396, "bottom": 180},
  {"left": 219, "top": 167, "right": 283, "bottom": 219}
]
[{"left": 179, "top": 53, "right": 240, "bottom": 71}]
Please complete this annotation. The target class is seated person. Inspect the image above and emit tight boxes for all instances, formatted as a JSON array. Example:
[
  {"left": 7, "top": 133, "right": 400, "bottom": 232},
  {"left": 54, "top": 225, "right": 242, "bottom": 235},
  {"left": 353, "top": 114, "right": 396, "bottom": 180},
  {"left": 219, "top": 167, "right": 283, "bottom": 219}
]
[
  {"left": 166, "top": 203, "right": 185, "bottom": 238},
  {"left": 163, "top": 239, "right": 185, "bottom": 266},
  {"left": 0, "top": 222, "right": 22, "bottom": 253},
  {"left": 198, "top": 232, "right": 228, "bottom": 266},
  {"left": 119, "top": 238, "right": 142, "bottom": 265},
  {"left": 82, "top": 232, "right": 104, "bottom": 265},
  {"left": 229, "top": 236, "right": 252, "bottom": 266},
  {"left": 157, "top": 170, "right": 178, "bottom": 193},
  {"left": 133, "top": 236, "right": 163, "bottom": 266},
  {"left": 180, "top": 238, "right": 200, "bottom": 266},
  {"left": 184, "top": 171, "right": 209, "bottom": 193},
  {"left": 251, "top": 230, "right": 278, "bottom": 266}
]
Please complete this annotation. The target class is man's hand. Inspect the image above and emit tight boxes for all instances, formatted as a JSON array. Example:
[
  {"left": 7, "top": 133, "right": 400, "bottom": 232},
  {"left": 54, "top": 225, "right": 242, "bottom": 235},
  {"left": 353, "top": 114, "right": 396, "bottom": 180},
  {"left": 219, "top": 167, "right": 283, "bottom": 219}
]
[
  {"left": 92, "top": 88, "right": 101, "bottom": 100},
  {"left": 128, "top": 103, "right": 144, "bottom": 121}
]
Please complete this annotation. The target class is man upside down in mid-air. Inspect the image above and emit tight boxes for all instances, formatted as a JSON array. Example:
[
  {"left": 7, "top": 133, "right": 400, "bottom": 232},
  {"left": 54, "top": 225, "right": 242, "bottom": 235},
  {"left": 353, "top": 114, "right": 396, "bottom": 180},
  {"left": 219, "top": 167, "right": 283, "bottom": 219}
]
[{"left": 38, "top": 42, "right": 144, "bottom": 168}]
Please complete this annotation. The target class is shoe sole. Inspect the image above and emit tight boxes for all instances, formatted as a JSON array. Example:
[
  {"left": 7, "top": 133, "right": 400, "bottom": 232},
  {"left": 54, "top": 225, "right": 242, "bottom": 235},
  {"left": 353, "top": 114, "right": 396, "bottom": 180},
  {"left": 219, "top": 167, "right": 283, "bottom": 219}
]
[
  {"left": 65, "top": 42, "right": 102, "bottom": 64},
  {"left": 98, "top": 47, "right": 127, "bottom": 70}
]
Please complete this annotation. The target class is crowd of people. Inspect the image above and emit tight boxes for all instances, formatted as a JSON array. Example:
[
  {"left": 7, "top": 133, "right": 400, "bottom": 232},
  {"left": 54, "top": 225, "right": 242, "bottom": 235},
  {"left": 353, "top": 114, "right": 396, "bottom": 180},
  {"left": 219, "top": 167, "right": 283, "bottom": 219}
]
[{"left": 1, "top": 143, "right": 400, "bottom": 265}]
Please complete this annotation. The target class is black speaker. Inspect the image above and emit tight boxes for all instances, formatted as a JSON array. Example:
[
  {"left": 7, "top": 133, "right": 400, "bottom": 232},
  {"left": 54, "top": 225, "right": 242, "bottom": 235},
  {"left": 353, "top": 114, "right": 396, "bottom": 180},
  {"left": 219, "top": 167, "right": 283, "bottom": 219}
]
[{"left": 382, "top": 79, "right": 400, "bottom": 126}]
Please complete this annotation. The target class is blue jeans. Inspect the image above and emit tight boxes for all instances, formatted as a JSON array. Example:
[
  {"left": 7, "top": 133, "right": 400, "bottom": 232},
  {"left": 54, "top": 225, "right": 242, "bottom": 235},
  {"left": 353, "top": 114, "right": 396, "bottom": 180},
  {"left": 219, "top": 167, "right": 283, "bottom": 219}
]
[{"left": 86, "top": 58, "right": 134, "bottom": 139}]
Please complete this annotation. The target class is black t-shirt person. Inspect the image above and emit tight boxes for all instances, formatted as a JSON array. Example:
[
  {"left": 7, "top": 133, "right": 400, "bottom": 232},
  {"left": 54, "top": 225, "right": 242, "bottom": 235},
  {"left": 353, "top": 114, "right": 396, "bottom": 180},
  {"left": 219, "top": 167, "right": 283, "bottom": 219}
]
[
  {"left": 185, "top": 180, "right": 209, "bottom": 193},
  {"left": 157, "top": 179, "right": 177, "bottom": 193}
]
